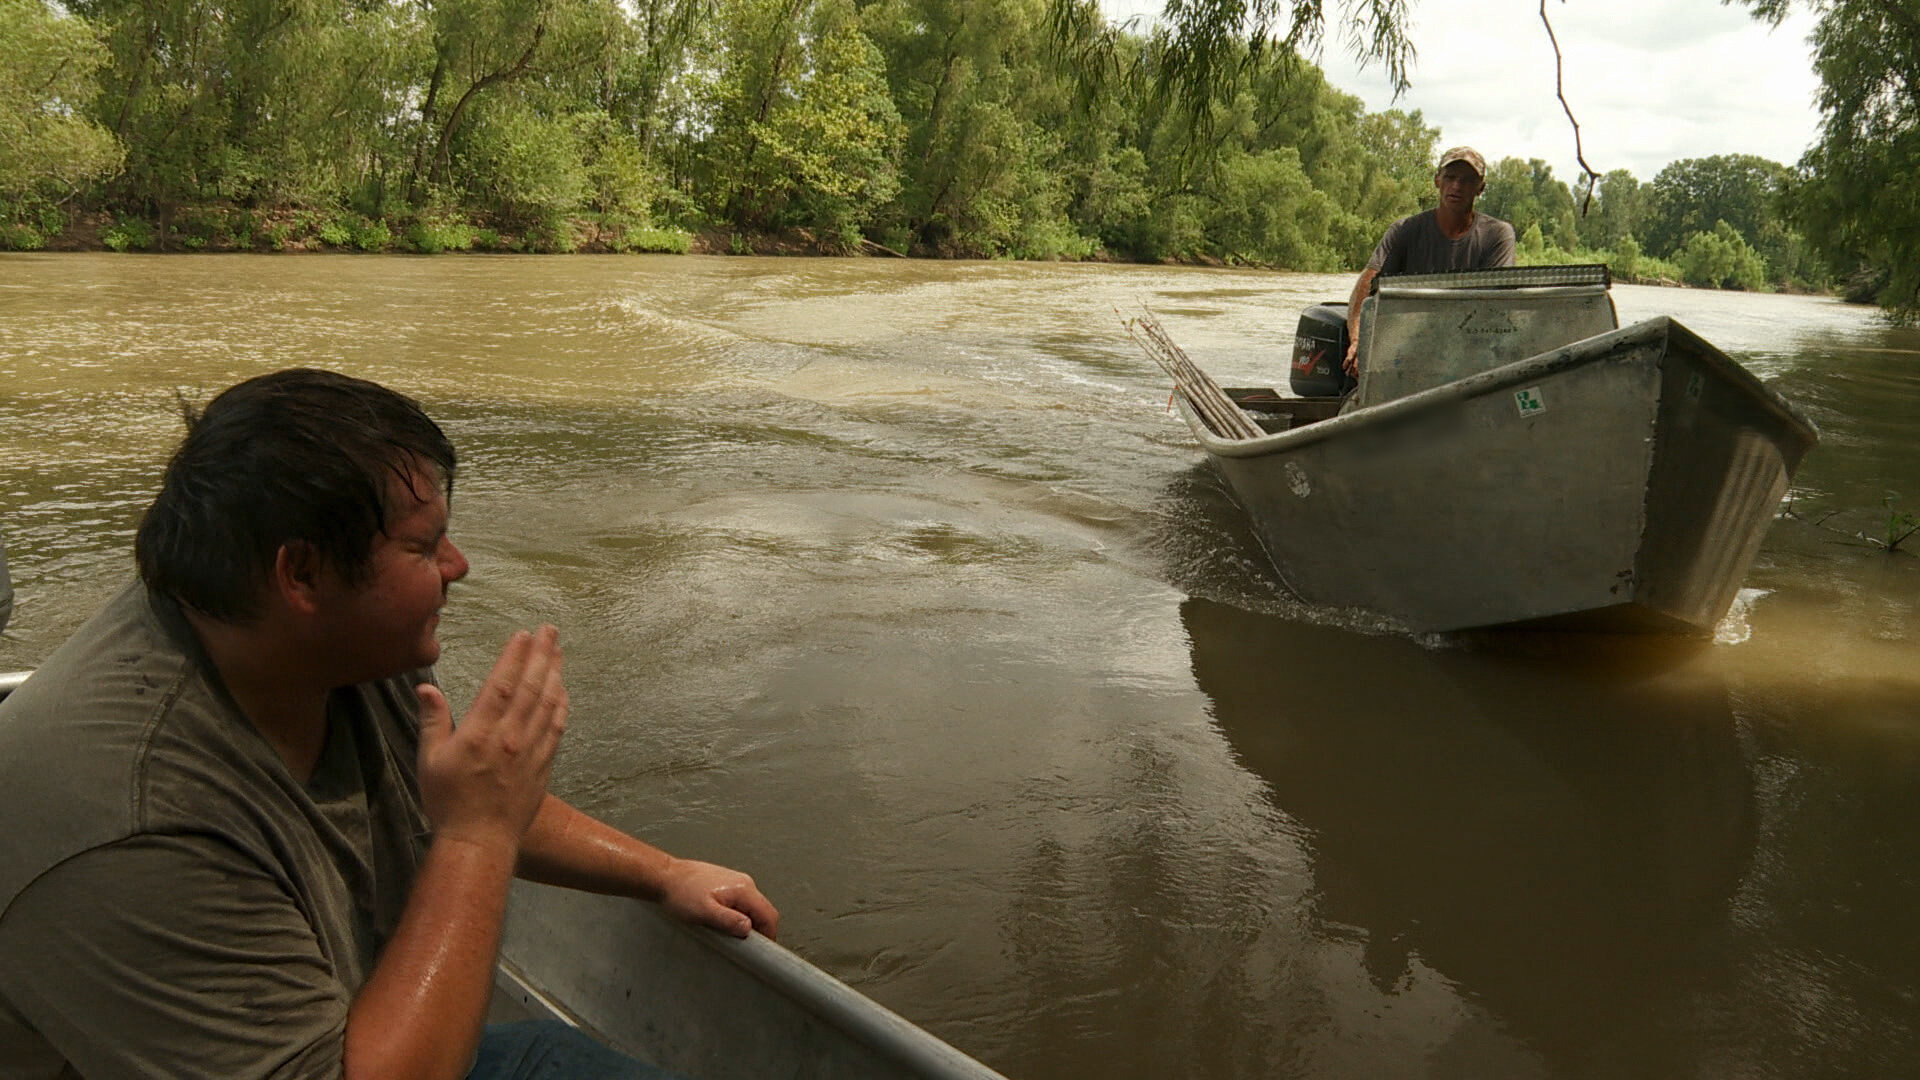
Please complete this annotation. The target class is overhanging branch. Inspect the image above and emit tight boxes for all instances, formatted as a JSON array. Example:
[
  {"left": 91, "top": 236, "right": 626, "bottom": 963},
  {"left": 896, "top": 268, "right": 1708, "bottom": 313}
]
[{"left": 1541, "top": 0, "right": 1600, "bottom": 213}]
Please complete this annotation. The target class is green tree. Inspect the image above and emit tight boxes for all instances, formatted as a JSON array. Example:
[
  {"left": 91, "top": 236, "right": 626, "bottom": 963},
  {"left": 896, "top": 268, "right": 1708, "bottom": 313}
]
[
  {"left": 1640, "top": 154, "right": 1787, "bottom": 259},
  {"left": 0, "top": 0, "right": 122, "bottom": 232},
  {"left": 409, "top": 0, "right": 627, "bottom": 203},
  {"left": 1479, "top": 157, "right": 1577, "bottom": 250},
  {"left": 1677, "top": 219, "right": 1769, "bottom": 290},
  {"left": 692, "top": 0, "right": 903, "bottom": 245},
  {"left": 1064, "top": 0, "right": 1416, "bottom": 122},
  {"left": 863, "top": 0, "right": 1092, "bottom": 256},
  {"left": 1576, "top": 168, "right": 1644, "bottom": 253},
  {"left": 71, "top": 0, "right": 422, "bottom": 217},
  {"left": 1742, "top": 0, "right": 1920, "bottom": 314},
  {"left": 1607, "top": 233, "right": 1642, "bottom": 280}
]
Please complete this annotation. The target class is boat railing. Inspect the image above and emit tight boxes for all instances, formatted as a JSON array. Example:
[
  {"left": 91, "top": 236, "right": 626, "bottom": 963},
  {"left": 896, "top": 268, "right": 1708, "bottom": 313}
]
[
  {"left": 1376, "top": 263, "right": 1612, "bottom": 290},
  {"left": 1378, "top": 284, "right": 1608, "bottom": 302}
]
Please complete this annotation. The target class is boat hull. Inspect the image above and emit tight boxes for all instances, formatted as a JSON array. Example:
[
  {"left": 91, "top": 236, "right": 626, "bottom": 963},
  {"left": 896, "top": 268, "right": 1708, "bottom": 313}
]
[{"left": 1180, "top": 317, "right": 1816, "bottom": 634}]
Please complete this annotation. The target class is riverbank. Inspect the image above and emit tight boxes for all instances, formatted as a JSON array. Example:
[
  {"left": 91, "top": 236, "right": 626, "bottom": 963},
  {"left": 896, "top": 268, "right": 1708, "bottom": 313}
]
[
  {"left": 14, "top": 208, "right": 1218, "bottom": 264},
  {"left": 4, "top": 207, "right": 1837, "bottom": 299}
]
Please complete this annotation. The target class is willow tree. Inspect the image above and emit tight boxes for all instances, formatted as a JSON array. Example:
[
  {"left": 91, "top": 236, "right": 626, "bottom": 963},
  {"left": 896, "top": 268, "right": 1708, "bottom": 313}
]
[
  {"left": 1049, "top": 0, "right": 1415, "bottom": 124},
  {"left": 861, "top": 0, "right": 1098, "bottom": 257},
  {"left": 688, "top": 0, "right": 903, "bottom": 245},
  {"left": 66, "top": 0, "right": 414, "bottom": 213},
  {"left": 1745, "top": 0, "right": 1920, "bottom": 315},
  {"left": 0, "top": 0, "right": 122, "bottom": 233},
  {"left": 407, "top": 0, "right": 630, "bottom": 204}
]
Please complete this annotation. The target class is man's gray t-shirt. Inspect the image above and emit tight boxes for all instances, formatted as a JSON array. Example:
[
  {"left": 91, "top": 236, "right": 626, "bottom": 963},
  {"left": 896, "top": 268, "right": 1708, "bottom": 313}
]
[
  {"left": 1366, "top": 209, "right": 1517, "bottom": 275},
  {"left": 0, "top": 583, "right": 432, "bottom": 1079}
]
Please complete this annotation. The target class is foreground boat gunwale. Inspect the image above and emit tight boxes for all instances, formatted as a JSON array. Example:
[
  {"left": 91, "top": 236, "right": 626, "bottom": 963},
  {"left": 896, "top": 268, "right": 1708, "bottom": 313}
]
[
  {"left": 499, "top": 879, "right": 1012, "bottom": 1079},
  {"left": 516, "top": 883, "right": 1009, "bottom": 1079}
]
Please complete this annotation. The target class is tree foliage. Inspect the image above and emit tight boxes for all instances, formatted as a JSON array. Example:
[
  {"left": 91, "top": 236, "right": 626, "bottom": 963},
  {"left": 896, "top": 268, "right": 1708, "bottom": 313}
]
[
  {"left": 1740, "top": 0, "right": 1920, "bottom": 316},
  {"left": 1639, "top": 154, "right": 1788, "bottom": 261},
  {"left": 0, "top": 0, "right": 1843, "bottom": 290},
  {"left": 0, "top": 0, "right": 122, "bottom": 229}
]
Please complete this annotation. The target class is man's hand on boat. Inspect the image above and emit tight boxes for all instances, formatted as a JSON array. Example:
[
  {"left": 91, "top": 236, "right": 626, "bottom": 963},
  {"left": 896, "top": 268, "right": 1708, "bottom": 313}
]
[{"left": 658, "top": 857, "right": 781, "bottom": 939}]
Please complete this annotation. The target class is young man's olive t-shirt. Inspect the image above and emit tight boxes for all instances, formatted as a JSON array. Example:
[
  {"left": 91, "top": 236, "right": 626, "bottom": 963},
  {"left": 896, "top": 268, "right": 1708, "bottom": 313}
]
[
  {"left": 1366, "top": 208, "right": 1518, "bottom": 275},
  {"left": 0, "top": 583, "right": 432, "bottom": 1079}
]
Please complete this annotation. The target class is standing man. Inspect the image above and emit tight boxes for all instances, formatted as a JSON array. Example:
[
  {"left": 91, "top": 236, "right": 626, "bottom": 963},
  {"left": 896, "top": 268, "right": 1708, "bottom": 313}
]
[
  {"left": 0, "top": 369, "right": 779, "bottom": 1079},
  {"left": 1344, "top": 146, "right": 1517, "bottom": 375}
]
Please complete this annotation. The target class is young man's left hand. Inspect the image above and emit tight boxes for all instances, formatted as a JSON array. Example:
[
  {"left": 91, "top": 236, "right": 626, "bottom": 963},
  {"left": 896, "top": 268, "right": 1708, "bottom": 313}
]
[{"left": 659, "top": 859, "right": 781, "bottom": 940}]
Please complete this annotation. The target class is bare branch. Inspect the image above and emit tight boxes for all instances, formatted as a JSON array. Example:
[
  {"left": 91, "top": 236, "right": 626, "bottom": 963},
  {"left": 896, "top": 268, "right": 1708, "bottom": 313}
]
[{"left": 1540, "top": 0, "right": 1600, "bottom": 214}]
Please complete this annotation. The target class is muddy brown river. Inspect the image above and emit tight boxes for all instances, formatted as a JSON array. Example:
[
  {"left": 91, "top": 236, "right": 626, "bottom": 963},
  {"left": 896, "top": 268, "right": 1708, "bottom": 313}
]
[{"left": 1, "top": 253, "right": 1915, "bottom": 1078}]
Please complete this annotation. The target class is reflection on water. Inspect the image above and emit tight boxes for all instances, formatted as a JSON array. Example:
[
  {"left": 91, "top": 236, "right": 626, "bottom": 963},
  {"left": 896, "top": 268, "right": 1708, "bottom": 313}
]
[
  {"left": 1, "top": 254, "right": 1917, "bottom": 1078},
  {"left": 1185, "top": 598, "right": 1752, "bottom": 1076}
]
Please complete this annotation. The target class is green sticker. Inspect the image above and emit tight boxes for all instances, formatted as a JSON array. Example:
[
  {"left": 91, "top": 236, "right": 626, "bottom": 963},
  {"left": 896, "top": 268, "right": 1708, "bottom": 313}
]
[{"left": 1514, "top": 387, "right": 1546, "bottom": 416}]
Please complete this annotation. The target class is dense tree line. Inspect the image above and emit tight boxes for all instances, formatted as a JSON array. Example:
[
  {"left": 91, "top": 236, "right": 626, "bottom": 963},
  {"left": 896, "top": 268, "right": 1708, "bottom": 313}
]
[
  {"left": 0, "top": 0, "right": 1845, "bottom": 301},
  {"left": 0, "top": 0, "right": 1439, "bottom": 263},
  {"left": 1476, "top": 152, "right": 1825, "bottom": 293}
]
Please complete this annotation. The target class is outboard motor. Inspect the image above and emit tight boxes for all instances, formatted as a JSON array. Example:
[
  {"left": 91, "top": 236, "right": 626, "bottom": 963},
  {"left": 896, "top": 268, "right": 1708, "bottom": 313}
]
[{"left": 1288, "top": 302, "right": 1355, "bottom": 397}]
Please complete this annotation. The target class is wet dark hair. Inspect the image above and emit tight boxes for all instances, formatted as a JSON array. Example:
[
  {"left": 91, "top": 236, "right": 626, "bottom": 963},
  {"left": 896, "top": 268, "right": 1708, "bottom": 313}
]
[{"left": 135, "top": 368, "right": 457, "bottom": 621}]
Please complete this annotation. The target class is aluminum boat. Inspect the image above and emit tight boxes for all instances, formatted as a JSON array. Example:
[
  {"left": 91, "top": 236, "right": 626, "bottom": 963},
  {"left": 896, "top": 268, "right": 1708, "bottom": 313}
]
[{"left": 1172, "top": 265, "right": 1819, "bottom": 633}]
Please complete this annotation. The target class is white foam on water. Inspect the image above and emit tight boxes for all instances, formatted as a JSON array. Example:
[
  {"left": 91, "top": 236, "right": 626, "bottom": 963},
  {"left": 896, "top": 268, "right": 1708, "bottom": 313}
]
[{"left": 1713, "top": 587, "right": 1771, "bottom": 645}]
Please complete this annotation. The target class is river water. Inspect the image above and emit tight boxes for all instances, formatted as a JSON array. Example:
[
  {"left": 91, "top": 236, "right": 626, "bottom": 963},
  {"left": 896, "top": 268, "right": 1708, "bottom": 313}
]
[{"left": 1, "top": 254, "right": 1915, "bottom": 1078}]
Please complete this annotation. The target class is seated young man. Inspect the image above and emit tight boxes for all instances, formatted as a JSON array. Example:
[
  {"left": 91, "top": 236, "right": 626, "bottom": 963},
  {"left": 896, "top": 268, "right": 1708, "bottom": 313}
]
[
  {"left": 1342, "top": 146, "right": 1518, "bottom": 376},
  {"left": 0, "top": 368, "right": 779, "bottom": 1079}
]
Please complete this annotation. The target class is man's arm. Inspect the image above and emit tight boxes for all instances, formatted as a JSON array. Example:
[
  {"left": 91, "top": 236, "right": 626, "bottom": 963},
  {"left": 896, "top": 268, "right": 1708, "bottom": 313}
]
[
  {"left": 346, "top": 626, "right": 570, "bottom": 1080},
  {"left": 1487, "top": 220, "right": 1518, "bottom": 268},
  {"left": 517, "top": 795, "right": 780, "bottom": 939},
  {"left": 1344, "top": 266, "right": 1379, "bottom": 376}
]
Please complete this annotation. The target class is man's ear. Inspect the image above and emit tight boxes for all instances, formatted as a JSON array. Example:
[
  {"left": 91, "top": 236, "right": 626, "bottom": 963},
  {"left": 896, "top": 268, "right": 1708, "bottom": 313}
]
[{"left": 273, "top": 541, "right": 326, "bottom": 615}]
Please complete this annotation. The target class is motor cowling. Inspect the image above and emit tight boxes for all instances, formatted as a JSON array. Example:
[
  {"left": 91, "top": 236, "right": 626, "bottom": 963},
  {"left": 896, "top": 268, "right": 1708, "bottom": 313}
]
[{"left": 1288, "top": 302, "right": 1355, "bottom": 397}]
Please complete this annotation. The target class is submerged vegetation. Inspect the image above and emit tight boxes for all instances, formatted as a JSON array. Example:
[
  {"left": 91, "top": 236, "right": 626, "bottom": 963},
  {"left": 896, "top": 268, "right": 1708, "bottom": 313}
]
[{"left": 0, "top": 0, "right": 1876, "bottom": 303}]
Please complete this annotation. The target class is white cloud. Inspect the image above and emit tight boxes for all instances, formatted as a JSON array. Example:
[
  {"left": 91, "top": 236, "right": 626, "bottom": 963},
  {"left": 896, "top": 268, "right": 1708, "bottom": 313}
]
[{"left": 1096, "top": 0, "right": 1824, "bottom": 183}]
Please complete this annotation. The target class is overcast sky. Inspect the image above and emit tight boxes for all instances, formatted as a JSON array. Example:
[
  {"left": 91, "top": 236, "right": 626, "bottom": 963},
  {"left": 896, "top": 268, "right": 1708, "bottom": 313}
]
[{"left": 1094, "top": 0, "right": 1825, "bottom": 185}]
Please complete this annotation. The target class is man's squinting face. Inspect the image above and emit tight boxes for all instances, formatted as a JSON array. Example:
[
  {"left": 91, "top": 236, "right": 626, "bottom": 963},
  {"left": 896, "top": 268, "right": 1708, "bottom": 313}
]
[
  {"left": 320, "top": 471, "right": 469, "bottom": 681},
  {"left": 1435, "top": 162, "right": 1485, "bottom": 209}
]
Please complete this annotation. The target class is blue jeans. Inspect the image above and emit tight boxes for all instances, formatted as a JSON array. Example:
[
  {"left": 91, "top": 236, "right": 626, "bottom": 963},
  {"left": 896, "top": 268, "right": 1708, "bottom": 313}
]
[{"left": 467, "top": 1020, "right": 686, "bottom": 1080}]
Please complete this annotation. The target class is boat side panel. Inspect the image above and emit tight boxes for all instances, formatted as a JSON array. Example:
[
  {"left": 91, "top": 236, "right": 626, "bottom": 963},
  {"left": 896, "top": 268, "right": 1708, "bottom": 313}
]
[
  {"left": 1633, "top": 328, "right": 1819, "bottom": 628},
  {"left": 1356, "top": 287, "right": 1618, "bottom": 408},
  {"left": 500, "top": 881, "right": 1007, "bottom": 1080},
  {"left": 1213, "top": 342, "right": 1664, "bottom": 632}
]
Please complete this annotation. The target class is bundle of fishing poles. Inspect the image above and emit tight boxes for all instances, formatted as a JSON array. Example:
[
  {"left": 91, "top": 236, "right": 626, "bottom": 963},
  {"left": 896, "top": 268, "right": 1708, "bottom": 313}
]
[{"left": 1124, "top": 311, "right": 1265, "bottom": 440}]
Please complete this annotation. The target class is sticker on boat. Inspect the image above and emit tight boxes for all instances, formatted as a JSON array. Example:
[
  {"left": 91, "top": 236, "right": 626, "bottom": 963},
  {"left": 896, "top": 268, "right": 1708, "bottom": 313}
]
[
  {"left": 1514, "top": 387, "right": 1546, "bottom": 416},
  {"left": 1285, "top": 461, "right": 1311, "bottom": 497}
]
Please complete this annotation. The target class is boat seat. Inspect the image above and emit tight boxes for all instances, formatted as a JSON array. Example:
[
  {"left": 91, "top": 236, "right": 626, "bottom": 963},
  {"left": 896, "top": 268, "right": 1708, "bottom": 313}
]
[{"left": 1353, "top": 264, "right": 1619, "bottom": 408}]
